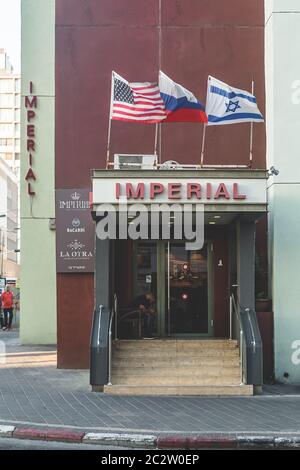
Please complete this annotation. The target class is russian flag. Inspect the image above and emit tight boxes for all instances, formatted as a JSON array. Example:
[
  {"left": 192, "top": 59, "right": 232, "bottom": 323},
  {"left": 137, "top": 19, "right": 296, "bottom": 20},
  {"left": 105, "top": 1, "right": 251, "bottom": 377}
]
[{"left": 159, "top": 71, "right": 207, "bottom": 123}]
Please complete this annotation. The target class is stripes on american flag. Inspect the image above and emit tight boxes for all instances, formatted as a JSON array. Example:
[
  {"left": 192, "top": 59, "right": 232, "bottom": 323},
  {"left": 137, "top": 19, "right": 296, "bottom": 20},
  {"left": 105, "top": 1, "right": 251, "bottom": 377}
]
[{"left": 111, "top": 73, "right": 167, "bottom": 123}]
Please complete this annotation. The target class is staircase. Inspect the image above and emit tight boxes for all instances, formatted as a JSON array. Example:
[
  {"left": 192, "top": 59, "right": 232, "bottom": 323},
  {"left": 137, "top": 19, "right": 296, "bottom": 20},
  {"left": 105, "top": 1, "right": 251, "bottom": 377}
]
[{"left": 104, "top": 339, "right": 253, "bottom": 396}]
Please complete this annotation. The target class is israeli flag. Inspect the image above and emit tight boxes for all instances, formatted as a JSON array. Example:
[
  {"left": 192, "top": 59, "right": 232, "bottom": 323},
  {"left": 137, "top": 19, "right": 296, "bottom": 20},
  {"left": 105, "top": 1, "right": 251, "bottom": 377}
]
[{"left": 206, "top": 76, "right": 264, "bottom": 125}]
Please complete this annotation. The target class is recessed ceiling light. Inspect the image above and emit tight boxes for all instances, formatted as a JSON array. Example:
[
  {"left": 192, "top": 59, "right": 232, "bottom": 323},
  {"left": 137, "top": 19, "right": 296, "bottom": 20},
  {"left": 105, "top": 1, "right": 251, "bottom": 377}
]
[
  {"left": 209, "top": 221, "right": 216, "bottom": 225},
  {"left": 213, "top": 215, "right": 221, "bottom": 219}
]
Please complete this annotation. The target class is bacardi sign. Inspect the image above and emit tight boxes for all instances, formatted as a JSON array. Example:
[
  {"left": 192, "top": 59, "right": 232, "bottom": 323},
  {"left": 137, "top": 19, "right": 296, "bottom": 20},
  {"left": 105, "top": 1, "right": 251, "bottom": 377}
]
[{"left": 56, "top": 189, "right": 95, "bottom": 273}]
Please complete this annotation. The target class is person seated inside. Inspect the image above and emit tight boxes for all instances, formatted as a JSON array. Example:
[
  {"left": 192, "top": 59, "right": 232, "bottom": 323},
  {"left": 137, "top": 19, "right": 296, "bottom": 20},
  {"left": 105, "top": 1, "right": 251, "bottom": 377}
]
[{"left": 128, "top": 292, "right": 156, "bottom": 338}]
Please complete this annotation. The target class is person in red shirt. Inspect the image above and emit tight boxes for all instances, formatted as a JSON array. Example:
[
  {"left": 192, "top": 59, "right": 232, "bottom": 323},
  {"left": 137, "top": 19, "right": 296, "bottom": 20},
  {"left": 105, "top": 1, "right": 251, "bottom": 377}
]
[{"left": 1, "top": 285, "right": 14, "bottom": 331}]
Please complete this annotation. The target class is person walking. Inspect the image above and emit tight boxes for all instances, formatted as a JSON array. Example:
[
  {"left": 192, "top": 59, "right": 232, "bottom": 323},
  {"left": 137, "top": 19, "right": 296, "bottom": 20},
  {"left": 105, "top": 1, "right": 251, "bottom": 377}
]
[
  {"left": 1, "top": 285, "right": 14, "bottom": 331},
  {"left": 0, "top": 292, "right": 3, "bottom": 329}
]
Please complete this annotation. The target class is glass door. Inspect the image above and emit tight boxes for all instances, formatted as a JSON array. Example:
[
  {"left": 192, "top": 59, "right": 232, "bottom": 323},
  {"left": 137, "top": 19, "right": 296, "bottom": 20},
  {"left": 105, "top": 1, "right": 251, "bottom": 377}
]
[
  {"left": 130, "top": 240, "right": 213, "bottom": 338},
  {"left": 132, "top": 241, "right": 158, "bottom": 336},
  {"left": 164, "top": 242, "right": 213, "bottom": 337}
]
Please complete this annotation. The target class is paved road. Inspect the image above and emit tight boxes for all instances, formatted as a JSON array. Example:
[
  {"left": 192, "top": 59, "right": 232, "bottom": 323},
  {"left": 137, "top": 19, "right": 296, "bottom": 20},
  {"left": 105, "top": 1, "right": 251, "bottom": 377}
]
[{"left": 1, "top": 330, "right": 300, "bottom": 435}]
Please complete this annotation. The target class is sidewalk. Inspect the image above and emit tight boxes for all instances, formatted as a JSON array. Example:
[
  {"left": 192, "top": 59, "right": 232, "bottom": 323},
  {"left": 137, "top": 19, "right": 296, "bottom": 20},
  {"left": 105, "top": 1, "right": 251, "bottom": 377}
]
[{"left": 1, "top": 330, "right": 300, "bottom": 449}]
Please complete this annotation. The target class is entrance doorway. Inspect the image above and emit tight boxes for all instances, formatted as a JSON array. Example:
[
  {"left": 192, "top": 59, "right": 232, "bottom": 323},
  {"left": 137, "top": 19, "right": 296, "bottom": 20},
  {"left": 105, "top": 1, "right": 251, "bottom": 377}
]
[{"left": 132, "top": 240, "right": 213, "bottom": 338}]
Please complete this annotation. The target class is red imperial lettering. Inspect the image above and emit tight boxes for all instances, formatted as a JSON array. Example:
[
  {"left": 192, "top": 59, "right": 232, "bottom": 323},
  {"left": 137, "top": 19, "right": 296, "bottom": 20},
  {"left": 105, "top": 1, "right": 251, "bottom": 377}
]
[
  {"left": 126, "top": 183, "right": 145, "bottom": 199},
  {"left": 206, "top": 183, "right": 212, "bottom": 200},
  {"left": 168, "top": 183, "right": 182, "bottom": 199},
  {"left": 27, "top": 110, "right": 35, "bottom": 121},
  {"left": 150, "top": 183, "right": 164, "bottom": 199},
  {"left": 115, "top": 182, "right": 121, "bottom": 199},
  {"left": 25, "top": 95, "right": 37, "bottom": 108},
  {"left": 233, "top": 183, "right": 246, "bottom": 200},
  {"left": 187, "top": 183, "right": 201, "bottom": 199},
  {"left": 27, "top": 139, "right": 35, "bottom": 151},
  {"left": 25, "top": 83, "right": 37, "bottom": 198},
  {"left": 27, "top": 124, "right": 35, "bottom": 138},
  {"left": 214, "top": 183, "right": 230, "bottom": 200},
  {"left": 25, "top": 168, "right": 36, "bottom": 181},
  {"left": 27, "top": 183, "right": 36, "bottom": 195}
]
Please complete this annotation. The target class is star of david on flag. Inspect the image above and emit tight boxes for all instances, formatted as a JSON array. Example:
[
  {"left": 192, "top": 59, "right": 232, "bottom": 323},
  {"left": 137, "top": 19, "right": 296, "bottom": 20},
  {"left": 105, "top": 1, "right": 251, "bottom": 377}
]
[{"left": 205, "top": 76, "right": 264, "bottom": 125}]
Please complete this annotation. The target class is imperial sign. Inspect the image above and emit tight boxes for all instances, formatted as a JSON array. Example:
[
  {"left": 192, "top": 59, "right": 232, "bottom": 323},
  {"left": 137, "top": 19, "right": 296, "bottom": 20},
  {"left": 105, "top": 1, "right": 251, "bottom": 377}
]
[{"left": 92, "top": 178, "right": 267, "bottom": 206}]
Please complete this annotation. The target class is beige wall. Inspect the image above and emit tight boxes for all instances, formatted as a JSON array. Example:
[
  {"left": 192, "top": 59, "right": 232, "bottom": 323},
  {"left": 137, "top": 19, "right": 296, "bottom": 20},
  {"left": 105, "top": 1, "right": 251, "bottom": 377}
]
[
  {"left": 265, "top": 0, "right": 300, "bottom": 383},
  {"left": 20, "top": 0, "right": 56, "bottom": 344}
]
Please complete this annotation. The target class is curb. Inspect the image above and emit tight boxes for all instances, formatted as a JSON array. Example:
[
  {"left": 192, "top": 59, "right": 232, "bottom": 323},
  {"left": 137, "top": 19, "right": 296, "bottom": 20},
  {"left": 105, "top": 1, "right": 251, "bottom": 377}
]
[
  {"left": 157, "top": 435, "right": 237, "bottom": 449},
  {"left": 1, "top": 425, "right": 300, "bottom": 448}
]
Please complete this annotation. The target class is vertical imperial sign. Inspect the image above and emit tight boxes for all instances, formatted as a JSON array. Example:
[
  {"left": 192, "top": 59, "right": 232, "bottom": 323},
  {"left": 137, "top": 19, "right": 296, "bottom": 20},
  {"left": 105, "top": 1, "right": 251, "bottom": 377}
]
[
  {"left": 25, "top": 81, "right": 37, "bottom": 195},
  {"left": 56, "top": 189, "right": 95, "bottom": 273}
]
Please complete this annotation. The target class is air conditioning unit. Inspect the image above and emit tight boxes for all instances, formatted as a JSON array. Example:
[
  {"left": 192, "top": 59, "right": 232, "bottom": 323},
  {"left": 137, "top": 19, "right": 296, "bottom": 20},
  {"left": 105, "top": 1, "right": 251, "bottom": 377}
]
[{"left": 114, "top": 154, "right": 157, "bottom": 170}]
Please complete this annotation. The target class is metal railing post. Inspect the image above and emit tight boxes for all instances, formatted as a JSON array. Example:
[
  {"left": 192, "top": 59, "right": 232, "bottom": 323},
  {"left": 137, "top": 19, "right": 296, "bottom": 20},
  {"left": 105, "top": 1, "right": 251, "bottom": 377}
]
[
  {"left": 229, "top": 295, "right": 233, "bottom": 340},
  {"left": 114, "top": 293, "right": 118, "bottom": 340},
  {"left": 139, "top": 309, "right": 142, "bottom": 338},
  {"left": 240, "top": 329, "right": 244, "bottom": 383},
  {"left": 108, "top": 318, "right": 112, "bottom": 385}
]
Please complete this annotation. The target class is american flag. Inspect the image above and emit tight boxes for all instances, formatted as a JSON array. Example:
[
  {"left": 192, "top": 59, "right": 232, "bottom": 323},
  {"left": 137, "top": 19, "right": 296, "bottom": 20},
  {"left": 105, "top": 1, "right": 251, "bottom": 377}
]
[{"left": 111, "top": 72, "right": 167, "bottom": 123}]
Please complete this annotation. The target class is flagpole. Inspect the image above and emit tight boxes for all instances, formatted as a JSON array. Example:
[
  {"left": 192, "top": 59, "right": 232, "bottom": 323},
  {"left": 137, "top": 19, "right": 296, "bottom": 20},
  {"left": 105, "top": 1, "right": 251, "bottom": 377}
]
[
  {"left": 106, "top": 71, "right": 114, "bottom": 169},
  {"left": 154, "top": 123, "right": 159, "bottom": 158},
  {"left": 201, "top": 76, "right": 210, "bottom": 167},
  {"left": 200, "top": 123, "right": 207, "bottom": 166},
  {"left": 249, "top": 78, "right": 254, "bottom": 168},
  {"left": 158, "top": 0, "right": 162, "bottom": 165}
]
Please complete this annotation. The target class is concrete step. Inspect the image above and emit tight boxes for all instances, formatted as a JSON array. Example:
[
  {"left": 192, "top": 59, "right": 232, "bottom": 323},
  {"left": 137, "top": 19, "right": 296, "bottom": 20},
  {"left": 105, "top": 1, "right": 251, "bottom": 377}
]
[
  {"left": 110, "top": 375, "right": 241, "bottom": 386},
  {"left": 112, "top": 366, "right": 241, "bottom": 377},
  {"left": 114, "top": 339, "right": 238, "bottom": 350},
  {"left": 110, "top": 339, "right": 243, "bottom": 391},
  {"left": 104, "top": 384, "right": 253, "bottom": 396},
  {"left": 112, "top": 357, "right": 240, "bottom": 368},
  {"left": 113, "top": 349, "right": 240, "bottom": 359}
]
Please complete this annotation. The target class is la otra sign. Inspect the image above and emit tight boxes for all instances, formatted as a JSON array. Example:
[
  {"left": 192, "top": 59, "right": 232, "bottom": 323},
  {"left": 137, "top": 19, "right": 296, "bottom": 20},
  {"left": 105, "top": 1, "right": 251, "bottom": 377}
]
[{"left": 116, "top": 182, "right": 246, "bottom": 201}]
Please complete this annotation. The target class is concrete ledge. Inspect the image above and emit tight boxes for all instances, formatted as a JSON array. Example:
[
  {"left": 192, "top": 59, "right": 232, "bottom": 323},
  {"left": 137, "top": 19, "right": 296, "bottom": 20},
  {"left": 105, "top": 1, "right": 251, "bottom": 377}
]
[
  {"left": 0, "top": 425, "right": 300, "bottom": 449},
  {"left": 0, "top": 425, "right": 15, "bottom": 438},
  {"left": 237, "top": 435, "right": 275, "bottom": 449},
  {"left": 274, "top": 437, "right": 300, "bottom": 449},
  {"left": 13, "top": 427, "right": 47, "bottom": 440},
  {"left": 157, "top": 435, "right": 237, "bottom": 449},
  {"left": 13, "top": 427, "right": 84, "bottom": 443},
  {"left": 92, "top": 385, "right": 104, "bottom": 392},
  {"left": 83, "top": 432, "right": 157, "bottom": 448},
  {"left": 46, "top": 429, "right": 85, "bottom": 443}
]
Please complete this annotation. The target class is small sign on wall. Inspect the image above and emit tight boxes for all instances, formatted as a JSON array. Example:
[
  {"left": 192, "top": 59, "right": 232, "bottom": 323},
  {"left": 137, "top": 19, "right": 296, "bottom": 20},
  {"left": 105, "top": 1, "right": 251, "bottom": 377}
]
[{"left": 56, "top": 189, "right": 95, "bottom": 273}]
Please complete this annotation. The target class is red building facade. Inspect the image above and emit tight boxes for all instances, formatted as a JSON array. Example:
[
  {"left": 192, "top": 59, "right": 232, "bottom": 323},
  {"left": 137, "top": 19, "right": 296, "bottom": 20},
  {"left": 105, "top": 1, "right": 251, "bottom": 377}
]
[{"left": 55, "top": 0, "right": 266, "bottom": 368}]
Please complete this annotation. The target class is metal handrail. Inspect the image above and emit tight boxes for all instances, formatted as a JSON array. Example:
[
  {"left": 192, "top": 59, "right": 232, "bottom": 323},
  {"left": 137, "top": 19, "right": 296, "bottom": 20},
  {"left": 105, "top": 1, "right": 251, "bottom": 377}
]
[
  {"left": 245, "top": 307, "right": 257, "bottom": 352},
  {"left": 108, "top": 294, "right": 117, "bottom": 385},
  {"left": 230, "top": 292, "right": 245, "bottom": 383},
  {"left": 230, "top": 293, "right": 263, "bottom": 386}
]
